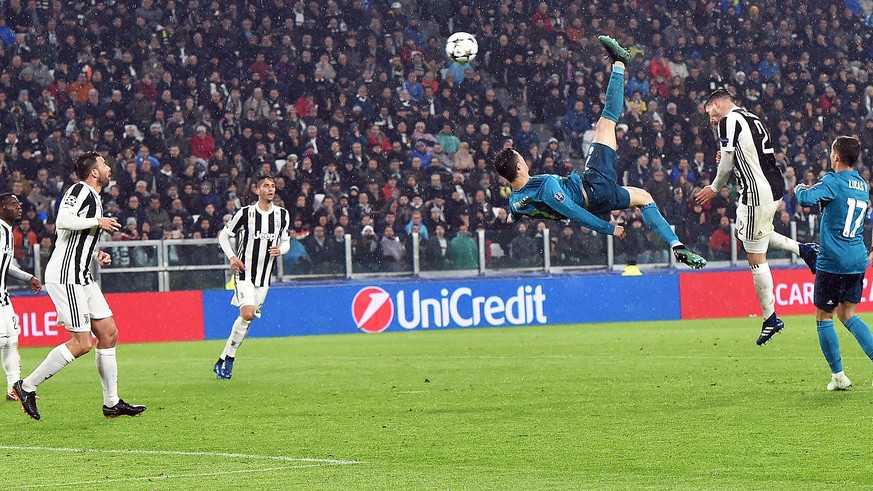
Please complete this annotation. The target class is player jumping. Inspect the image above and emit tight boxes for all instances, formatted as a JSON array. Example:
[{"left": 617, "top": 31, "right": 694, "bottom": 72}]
[
  {"left": 795, "top": 136, "right": 873, "bottom": 390},
  {"left": 493, "top": 36, "right": 707, "bottom": 269},
  {"left": 698, "top": 89, "right": 819, "bottom": 345},
  {"left": 213, "top": 175, "right": 291, "bottom": 379}
]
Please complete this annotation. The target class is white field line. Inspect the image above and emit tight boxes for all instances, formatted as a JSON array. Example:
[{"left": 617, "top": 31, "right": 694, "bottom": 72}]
[
  {"left": 0, "top": 445, "right": 364, "bottom": 465},
  {"left": 0, "top": 446, "right": 364, "bottom": 489},
  {"left": 10, "top": 464, "right": 328, "bottom": 489}
]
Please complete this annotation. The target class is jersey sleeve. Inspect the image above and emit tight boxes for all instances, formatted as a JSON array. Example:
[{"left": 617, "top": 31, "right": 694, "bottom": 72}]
[
  {"left": 540, "top": 178, "right": 615, "bottom": 235},
  {"left": 223, "top": 207, "right": 246, "bottom": 237},
  {"left": 56, "top": 184, "right": 99, "bottom": 231},
  {"left": 796, "top": 175, "right": 836, "bottom": 206}
]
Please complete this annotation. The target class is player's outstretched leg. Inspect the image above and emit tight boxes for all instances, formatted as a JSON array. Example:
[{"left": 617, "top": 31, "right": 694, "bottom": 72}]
[
  {"left": 626, "top": 189, "right": 707, "bottom": 269},
  {"left": 769, "top": 233, "right": 819, "bottom": 273}
]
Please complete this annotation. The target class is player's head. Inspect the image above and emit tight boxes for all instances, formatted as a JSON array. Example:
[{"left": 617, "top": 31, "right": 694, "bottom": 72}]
[
  {"left": 0, "top": 192, "right": 21, "bottom": 223},
  {"left": 704, "top": 89, "right": 735, "bottom": 122},
  {"left": 75, "top": 151, "right": 110, "bottom": 187},
  {"left": 493, "top": 148, "right": 527, "bottom": 185},
  {"left": 256, "top": 174, "right": 276, "bottom": 202},
  {"left": 830, "top": 135, "right": 861, "bottom": 170}
]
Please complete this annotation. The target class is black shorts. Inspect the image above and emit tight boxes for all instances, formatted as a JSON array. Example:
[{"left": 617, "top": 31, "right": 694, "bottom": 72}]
[
  {"left": 579, "top": 143, "right": 631, "bottom": 215},
  {"left": 814, "top": 271, "right": 866, "bottom": 311}
]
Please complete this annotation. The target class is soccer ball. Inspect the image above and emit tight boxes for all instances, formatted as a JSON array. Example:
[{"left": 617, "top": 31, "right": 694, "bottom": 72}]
[{"left": 445, "top": 32, "right": 478, "bottom": 64}]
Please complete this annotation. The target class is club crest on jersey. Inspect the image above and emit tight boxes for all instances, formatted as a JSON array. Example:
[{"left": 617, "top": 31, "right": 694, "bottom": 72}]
[{"left": 554, "top": 192, "right": 565, "bottom": 202}]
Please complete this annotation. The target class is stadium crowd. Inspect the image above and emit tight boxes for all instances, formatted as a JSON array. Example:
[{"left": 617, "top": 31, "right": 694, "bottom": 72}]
[{"left": 0, "top": 0, "right": 871, "bottom": 276}]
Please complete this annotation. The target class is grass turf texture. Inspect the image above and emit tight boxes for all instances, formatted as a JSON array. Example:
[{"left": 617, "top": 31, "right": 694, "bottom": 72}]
[{"left": 2, "top": 315, "right": 873, "bottom": 490}]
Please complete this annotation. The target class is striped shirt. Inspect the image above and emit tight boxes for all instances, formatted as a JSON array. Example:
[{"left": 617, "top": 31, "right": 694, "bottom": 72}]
[
  {"left": 44, "top": 182, "right": 103, "bottom": 285},
  {"left": 0, "top": 219, "right": 17, "bottom": 306},
  {"left": 717, "top": 107, "right": 784, "bottom": 206},
  {"left": 225, "top": 204, "right": 290, "bottom": 287}
]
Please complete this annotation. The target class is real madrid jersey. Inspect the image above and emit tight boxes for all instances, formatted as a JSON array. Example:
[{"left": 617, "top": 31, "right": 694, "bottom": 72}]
[{"left": 507, "top": 174, "right": 615, "bottom": 235}]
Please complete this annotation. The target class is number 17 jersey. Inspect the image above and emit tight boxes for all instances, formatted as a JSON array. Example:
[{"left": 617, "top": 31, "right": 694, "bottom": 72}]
[{"left": 796, "top": 170, "right": 869, "bottom": 274}]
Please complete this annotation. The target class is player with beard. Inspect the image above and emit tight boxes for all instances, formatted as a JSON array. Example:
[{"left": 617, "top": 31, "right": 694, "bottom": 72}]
[{"left": 12, "top": 152, "right": 146, "bottom": 420}]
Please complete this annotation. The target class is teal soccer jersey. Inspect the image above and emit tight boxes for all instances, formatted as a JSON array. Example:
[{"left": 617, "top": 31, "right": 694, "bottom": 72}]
[
  {"left": 796, "top": 170, "right": 870, "bottom": 274},
  {"left": 508, "top": 173, "right": 615, "bottom": 235}
]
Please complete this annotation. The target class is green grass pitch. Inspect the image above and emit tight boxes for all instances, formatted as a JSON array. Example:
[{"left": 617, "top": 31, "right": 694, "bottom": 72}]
[{"left": 2, "top": 315, "right": 873, "bottom": 490}]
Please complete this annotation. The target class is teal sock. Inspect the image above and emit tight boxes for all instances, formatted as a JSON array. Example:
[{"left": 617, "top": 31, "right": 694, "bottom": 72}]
[
  {"left": 817, "top": 320, "right": 843, "bottom": 374},
  {"left": 844, "top": 315, "right": 873, "bottom": 361},
  {"left": 640, "top": 203, "right": 681, "bottom": 248},
  {"left": 602, "top": 65, "right": 625, "bottom": 123}
]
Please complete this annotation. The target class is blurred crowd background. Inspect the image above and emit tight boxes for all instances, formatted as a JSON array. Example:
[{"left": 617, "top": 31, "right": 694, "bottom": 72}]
[{"left": 0, "top": 0, "right": 870, "bottom": 276}]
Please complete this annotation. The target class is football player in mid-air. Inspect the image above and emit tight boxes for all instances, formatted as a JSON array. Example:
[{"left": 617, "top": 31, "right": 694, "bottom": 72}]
[
  {"left": 795, "top": 136, "right": 873, "bottom": 391},
  {"left": 493, "top": 35, "right": 707, "bottom": 269}
]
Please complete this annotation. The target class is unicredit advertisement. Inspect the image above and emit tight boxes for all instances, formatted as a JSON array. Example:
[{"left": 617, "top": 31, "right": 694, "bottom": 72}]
[{"left": 202, "top": 274, "right": 681, "bottom": 338}]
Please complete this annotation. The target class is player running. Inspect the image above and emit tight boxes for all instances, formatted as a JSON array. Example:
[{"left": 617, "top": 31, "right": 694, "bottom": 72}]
[
  {"left": 12, "top": 152, "right": 145, "bottom": 420},
  {"left": 213, "top": 175, "right": 291, "bottom": 379},
  {"left": 493, "top": 36, "right": 707, "bottom": 269},
  {"left": 698, "top": 89, "right": 819, "bottom": 345},
  {"left": 0, "top": 194, "right": 42, "bottom": 401},
  {"left": 795, "top": 136, "right": 873, "bottom": 390}
]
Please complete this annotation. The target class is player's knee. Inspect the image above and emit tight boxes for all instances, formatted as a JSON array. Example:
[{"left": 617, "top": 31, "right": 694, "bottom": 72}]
[
  {"left": 240, "top": 310, "right": 255, "bottom": 323},
  {"left": 68, "top": 338, "right": 93, "bottom": 357}
]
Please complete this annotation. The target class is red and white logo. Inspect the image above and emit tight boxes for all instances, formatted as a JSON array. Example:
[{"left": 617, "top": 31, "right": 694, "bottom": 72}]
[{"left": 352, "top": 287, "right": 394, "bottom": 333}]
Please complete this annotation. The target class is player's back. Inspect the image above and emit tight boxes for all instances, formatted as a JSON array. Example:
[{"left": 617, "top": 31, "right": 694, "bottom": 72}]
[
  {"left": 508, "top": 173, "right": 584, "bottom": 221},
  {"left": 722, "top": 107, "right": 784, "bottom": 205},
  {"left": 818, "top": 170, "right": 869, "bottom": 274}
]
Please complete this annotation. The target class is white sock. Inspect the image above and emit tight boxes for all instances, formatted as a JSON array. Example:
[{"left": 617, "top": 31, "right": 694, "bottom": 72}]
[
  {"left": 768, "top": 233, "right": 800, "bottom": 255},
  {"left": 751, "top": 263, "right": 776, "bottom": 318},
  {"left": 1, "top": 335, "right": 20, "bottom": 392},
  {"left": 221, "top": 317, "right": 251, "bottom": 359},
  {"left": 22, "top": 344, "right": 75, "bottom": 392},
  {"left": 96, "top": 347, "right": 119, "bottom": 407}
]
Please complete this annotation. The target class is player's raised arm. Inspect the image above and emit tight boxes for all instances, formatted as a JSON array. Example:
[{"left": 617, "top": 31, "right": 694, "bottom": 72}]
[
  {"left": 56, "top": 185, "right": 115, "bottom": 231},
  {"left": 795, "top": 177, "right": 835, "bottom": 207},
  {"left": 540, "top": 179, "right": 616, "bottom": 236}
]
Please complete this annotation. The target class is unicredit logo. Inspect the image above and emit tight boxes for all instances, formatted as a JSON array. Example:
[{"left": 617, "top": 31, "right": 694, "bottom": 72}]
[
  {"left": 352, "top": 286, "right": 394, "bottom": 333},
  {"left": 352, "top": 285, "right": 548, "bottom": 333}
]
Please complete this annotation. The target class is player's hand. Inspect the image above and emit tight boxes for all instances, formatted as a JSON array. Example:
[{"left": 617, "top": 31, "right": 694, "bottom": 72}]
[
  {"left": 715, "top": 152, "right": 721, "bottom": 165},
  {"left": 97, "top": 251, "right": 111, "bottom": 266},
  {"left": 695, "top": 186, "right": 717, "bottom": 205},
  {"left": 97, "top": 217, "right": 121, "bottom": 232},
  {"left": 612, "top": 225, "right": 625, "bottom": 240},
  {"left": 230, "top": 256, "right": 246, "bottom": 272},
  {"left": 794, "top": 184, "right": 809, "bottom": 194},
  {"left": 28, "top": 276, "right": 41, "bottom": 293},
  {"left": 268, "top": 246, "right": 281, "bottom": 257}
]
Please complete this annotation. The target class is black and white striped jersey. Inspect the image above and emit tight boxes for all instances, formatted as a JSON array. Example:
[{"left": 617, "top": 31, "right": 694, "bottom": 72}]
[
  {"left": 717, "top": 107, "right": 785, "bottom": 206},
  {"left": 0, "top": 219, "right": 17, "bottom": 306},
  {"left": 44, "top": 182, "right": 103, "bottom": 285},
  {"left": 224, "top": 205, "right": 290, "bottom": 287}
]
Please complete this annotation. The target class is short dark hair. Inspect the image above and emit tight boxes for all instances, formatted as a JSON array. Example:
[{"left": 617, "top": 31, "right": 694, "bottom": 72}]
[
  {"left": 0, "top": 192, "right": 15, "bottom": 205},
  {"left": 832, "top": 135, "right": 861, "bottom": 165},
  {"left": 256, "top": 174, "right": 275, "bottom": 186},
  {"left": 74, "top": 151, "right": 101, "bottom": 180},
  {"left": 493, "top": 148, "right": 519, "bottom": 183},
  {"left": 705, "top": 88, "right": 734, "bottom": 106}
]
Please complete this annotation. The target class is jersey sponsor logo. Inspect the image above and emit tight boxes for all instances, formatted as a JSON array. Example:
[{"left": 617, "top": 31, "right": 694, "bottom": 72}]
[
  {"left": 352, "top": 286, "right": 394, "bottom": 333},
  {"left": 252, "top": 231, "right": 278, "bottom": 241},
  {"left": 554, "top": 192, "right": 565, "bottom": 202}
]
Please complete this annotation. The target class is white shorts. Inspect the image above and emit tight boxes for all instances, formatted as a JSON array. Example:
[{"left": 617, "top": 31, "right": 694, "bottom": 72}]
[
  {"left": 231, "top": 280, "right": 268, "bottom": 318},
  {"left": 0, "top": 304, "right": 18, "bottom": 338},
  {"left": 736, "top": 200, "right": 780, "bottom": 254},
  {"left": 46, "top": 282, "right": 113, "bottom": 333}
]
